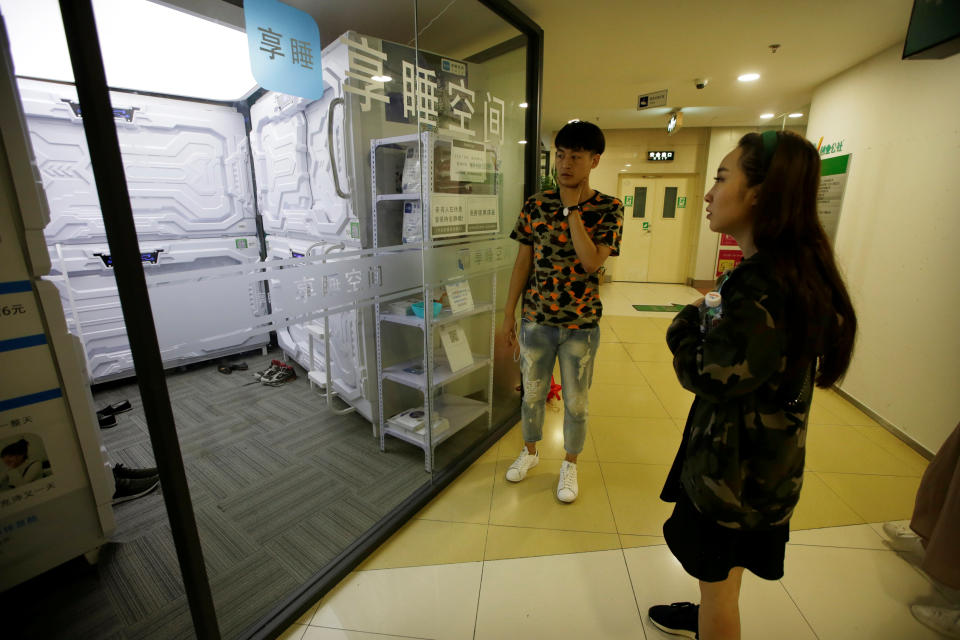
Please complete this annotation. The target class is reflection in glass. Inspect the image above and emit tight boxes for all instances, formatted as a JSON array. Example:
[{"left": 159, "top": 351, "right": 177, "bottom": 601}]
[{"left": 1, "top": 0, "right": 530, "bottom": 636}]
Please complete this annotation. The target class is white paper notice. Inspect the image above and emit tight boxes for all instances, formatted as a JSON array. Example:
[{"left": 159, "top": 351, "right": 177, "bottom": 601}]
[
  {"left": 450, "top": 140, "right": 485, "bottom": 182},
  {"left": 816, "top": 173, "right": 848, "bottom": 243},
  {"left": 445, "top": 280, "right": 475, "bottom": 315},
  {"left": 430, "top": 194, "right": 467, "bottom": 237},
  {"left": 466, "top": 195, "right": 499, "bottom": 233},
  {"left": 439, "top": 322, "right": 473, "bottom": 372}
]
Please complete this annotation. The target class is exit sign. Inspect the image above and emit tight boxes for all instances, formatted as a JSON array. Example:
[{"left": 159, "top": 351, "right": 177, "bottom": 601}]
[{"left": 648, "top": 150, "right": 674, "bottom": 161}]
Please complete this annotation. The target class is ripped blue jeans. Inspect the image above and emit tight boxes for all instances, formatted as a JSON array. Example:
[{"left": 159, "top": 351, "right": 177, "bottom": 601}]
[{"left": 519, "top": 320, "right": 601, "bottom": 455}]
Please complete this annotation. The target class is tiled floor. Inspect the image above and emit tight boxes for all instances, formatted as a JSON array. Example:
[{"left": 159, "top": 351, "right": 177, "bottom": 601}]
[{"left": 282, "top": 284, "right": 950, "bottom": 640}]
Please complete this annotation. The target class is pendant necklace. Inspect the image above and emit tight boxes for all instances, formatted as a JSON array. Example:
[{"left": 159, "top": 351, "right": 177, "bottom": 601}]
[{"left": 562, "top": 183, "right": 585, "bottom": 218}]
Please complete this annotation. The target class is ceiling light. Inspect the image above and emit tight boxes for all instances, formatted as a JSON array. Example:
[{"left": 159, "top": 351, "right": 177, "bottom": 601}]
[
  {"left": 760, "top": 113, "right": 775, "bottom": 119},
  {"left": 519, "top": 102, "right": 528, "bottom": 108},
  {"left": 567, "top": 119, "right": 580, "bottom": 123},
  {"left": 667, "top": 111, "right": 683, "bottom": 135},
  {"left": 738, "top": 73, "right": 761, "bottom": 82},
  {"left": 371, "top": 75, "right": 392, "bottom": 83},
  {"left": 0, "top": 0, "right": 257, "bottom": 101},
  {"left": 789, "top": 112, "right": 804, "bottom": 118},
  {"left": 625, "top": 163, "right": 632, "bottom": 167},
  {"left": 518, "top": 140, "right": 528, "bottom": 144},
  {"left": 619, "top": 169, "right": 626, "bottom": 172}
]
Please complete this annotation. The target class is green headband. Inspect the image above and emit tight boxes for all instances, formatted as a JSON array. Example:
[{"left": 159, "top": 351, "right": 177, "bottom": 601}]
[{"left": 761, "top": 130, "right": 779, "bottom": 166}]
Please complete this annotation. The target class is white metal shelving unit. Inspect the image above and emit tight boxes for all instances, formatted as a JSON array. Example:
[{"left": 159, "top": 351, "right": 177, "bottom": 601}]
[{"left": 370, "top": 131, "right": 499, "bottom": 472}]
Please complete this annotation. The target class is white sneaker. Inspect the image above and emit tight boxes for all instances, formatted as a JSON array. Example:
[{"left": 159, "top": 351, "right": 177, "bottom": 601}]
[
  {"left": 557, "top": 460, "right": 578, "bottom": 503},
  {"left": 882, "top": 521, "right": 925, "bottom": 554},
  {"left": 911, "top": 605, "right": 960, "bottom": 639},
  {"left": 506, "top": 448, "right": 539, "bottom": 482}
]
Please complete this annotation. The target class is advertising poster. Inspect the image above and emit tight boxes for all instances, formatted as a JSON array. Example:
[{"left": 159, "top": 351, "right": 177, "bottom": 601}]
[{"left": 716, "top": 249, "right": 743, "bottom": 277}]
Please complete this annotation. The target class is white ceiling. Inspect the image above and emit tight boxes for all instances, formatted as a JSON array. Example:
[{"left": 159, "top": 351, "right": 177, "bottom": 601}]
[
  {"left": 170, "top": 0, "right": 915, "bottom": 132},
  {"left": 422, "top": 0, "right": 915, "bottom": 132}
]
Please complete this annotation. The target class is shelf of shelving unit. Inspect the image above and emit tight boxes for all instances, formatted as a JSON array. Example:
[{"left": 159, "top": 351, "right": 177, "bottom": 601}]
[
  {"left": 383, "top": 356, "right": 490, "bottom": 391},
  {"left": 379, "top": 303, "right": 495, "bottom": 329},
  {"left": 383, "top": 394, "right": 489, "bottom": 449},
  {"left": 376, "top": 193, "right": 420, "bottom": 202}
]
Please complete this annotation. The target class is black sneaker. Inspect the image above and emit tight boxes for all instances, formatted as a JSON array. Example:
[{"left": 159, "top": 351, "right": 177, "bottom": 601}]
[
  {"left": 254, "top": 360, "right": 283, "bottom": 381},
  {"left": 112, "top": 475, "right": 160, "bottom": 505},
  {"left": 113, "top": 463, "right": 158, "bottom": 480},
  {"left": 98, "top": 413, "right": 118, "bottom": 429},
  {"left": 649, "top": 602, "right": 699, "bottom": 638},
  {"left": 262, "top": 363, "right": 296, "bottom": 386},
  {"left": 97, "top": 400, "right": 132, "bottom": 420}
]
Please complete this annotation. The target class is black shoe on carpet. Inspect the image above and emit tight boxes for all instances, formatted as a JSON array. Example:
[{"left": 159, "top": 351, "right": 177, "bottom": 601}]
[
  {"left": 112, "top": 475, "right": 160, "bottom": 505},
  {"left": 98, "top": 413, "right": 118, "bottom": 429},
  {"left": 97, "top": 400, "right": 131, "bottom": 419},
  {"left": 113, "top": 463, "right": 159, "bottom": 480},
  {"left": 254, "top": 360, "right": 283, "bottom": 381},
  {"left": 648, "top": 602, "right": 699, "bottom": 638},
  {"left": 262, "top": 363, "right": 296, "bottom": 386}
]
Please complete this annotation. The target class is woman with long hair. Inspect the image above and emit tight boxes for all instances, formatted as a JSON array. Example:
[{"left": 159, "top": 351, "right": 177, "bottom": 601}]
[{"left": 648, "top": 130, "right": 857, "bottom": 640}]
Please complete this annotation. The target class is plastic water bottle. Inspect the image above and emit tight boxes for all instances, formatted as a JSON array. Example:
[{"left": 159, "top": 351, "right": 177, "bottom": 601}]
[{"left": 700, "top": 291, "right": 722, "bottom": 335}]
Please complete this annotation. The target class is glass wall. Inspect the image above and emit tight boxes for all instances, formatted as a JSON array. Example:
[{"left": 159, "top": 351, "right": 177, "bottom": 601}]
[{"left": 0, "top": 0, "right": 536, "bottom": 637}]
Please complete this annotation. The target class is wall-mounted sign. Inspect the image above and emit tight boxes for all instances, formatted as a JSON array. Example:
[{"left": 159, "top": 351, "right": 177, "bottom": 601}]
[
  {"left": 625, "top": 195, "right": 634, "bottom": 206},
  {"left": 819, "top": 139, "right": 845, "bottom": 155},
  {"left": 648, "top": 150, "right": 674, "bottom": 161},
  {"left": 244, "top": 0, "right": 324, "bottom": 100},
  {"left": 677, "top": 197, "right": 687, "bottom": 208},
  {"left": 637, "top": 90, "right": 668, "bottom": 110},
  {"left": 817, "top": 153, "right": 852, "bottom": 243}
]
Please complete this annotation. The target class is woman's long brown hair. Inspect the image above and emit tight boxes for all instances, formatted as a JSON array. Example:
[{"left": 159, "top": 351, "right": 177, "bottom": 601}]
[{"left": 738, "top": 131, "right": 857, "bottom": 388}]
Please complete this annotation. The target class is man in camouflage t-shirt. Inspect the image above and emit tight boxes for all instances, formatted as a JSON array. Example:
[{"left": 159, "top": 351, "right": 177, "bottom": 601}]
[{"left": 502, "top": 120, "right": 624, "bottom": 503}]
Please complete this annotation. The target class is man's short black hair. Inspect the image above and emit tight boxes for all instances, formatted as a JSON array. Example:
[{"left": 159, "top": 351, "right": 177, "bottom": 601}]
[{"left": 555, "top": 120, "right": 605, "bottom": 155}]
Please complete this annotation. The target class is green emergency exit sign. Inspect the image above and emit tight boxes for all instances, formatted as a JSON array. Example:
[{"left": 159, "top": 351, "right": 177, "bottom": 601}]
[
  {"left": 625, "top": 195, "right": 634, "bottom": 206},
  {"left": 677, "top": 197, "right": 687, "bottom": 208}
]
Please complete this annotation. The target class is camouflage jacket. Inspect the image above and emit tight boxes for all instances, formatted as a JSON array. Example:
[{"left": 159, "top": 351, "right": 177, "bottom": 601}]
[{"left": 662, "top": 252, "right": 813, "bottom": 530}]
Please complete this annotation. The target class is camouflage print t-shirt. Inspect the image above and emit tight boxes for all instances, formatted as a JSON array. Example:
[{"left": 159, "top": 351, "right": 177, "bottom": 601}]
[{"left": 509, "top": 190, "right": 623, "bottom": 329}]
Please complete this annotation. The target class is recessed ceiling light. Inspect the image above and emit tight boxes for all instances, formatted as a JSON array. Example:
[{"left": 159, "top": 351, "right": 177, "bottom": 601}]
[
  {"left": 625, "top": 163, "right": 632, "bottom": 167},
  {"left": 371, "top": 75, "right": 392, "bottom": 83},
  {"left": 760, "top": 113, "right": 774, "bottom": 119},
  {"left": 738, "top": 73, "right": 761, "bottom": 82},
  {"left": 518, "top": 140, "right": 528, "bottom": 144},
  {"left": 789, "top": 112, "right": 804, "bottom": 118},
  {"left": 567, "top": 119, "right": 580, "bottom": 123},
  {"left": 519, "top": 102, "right": 528, "bottom": 108},
  {"left": 619, "top": 169, "right": 626, "bottom": 172}
]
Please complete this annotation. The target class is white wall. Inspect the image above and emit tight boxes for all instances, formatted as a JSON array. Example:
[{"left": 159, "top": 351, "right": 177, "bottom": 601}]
[{"left": 807, "top": 44, "right": 960, "bottom": 452}]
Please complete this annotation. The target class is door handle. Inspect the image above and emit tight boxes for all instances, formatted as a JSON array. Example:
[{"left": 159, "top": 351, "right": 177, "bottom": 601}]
[{"left": 328, "top": 97, "right": 349, "bottom": 199}]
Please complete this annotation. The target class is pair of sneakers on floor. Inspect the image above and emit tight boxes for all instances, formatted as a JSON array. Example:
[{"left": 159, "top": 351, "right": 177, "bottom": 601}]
[
  {"left": 505, "top": 447, "right": 578, "bottom": 503},
  {"left": 645, "top": 523, "right": 960, "bottom": 639},
  {"left": 254, "top": 360, "right": 297, "bottom": 386}
]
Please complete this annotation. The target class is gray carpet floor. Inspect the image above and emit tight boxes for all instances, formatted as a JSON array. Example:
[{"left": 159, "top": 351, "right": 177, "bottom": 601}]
[{"left": 8, "top": 347, "right": 491, "bottom": 639}]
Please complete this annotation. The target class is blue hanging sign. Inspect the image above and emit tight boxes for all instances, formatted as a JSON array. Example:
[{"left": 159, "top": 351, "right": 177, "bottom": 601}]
[{"left": 244, "top": 0, "right": 324, "bottom": 100}]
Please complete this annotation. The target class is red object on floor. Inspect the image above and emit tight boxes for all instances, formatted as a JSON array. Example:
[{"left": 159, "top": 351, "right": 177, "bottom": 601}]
[{"left": 547, "top": 375, "right": 562, "bottom": 402}]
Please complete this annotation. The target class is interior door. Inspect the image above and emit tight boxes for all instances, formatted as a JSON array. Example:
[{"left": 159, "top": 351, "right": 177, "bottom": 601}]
[
  {"left": 646, "top": 176, "right": 693, "bottom": 283},
  {"left": 616, "top": 175, "right": 694, "bottom": 283},
  {"left": 615, "top": 176, "right": 657, "bottom": 281}
]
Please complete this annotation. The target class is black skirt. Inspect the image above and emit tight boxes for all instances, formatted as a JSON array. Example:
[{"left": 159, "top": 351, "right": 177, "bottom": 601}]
[
  {"left": 662, "top": 397, "right": 792, "bottom": 582},
  {"left": 663, "top": 486, "right": 790, "bottom": 583}
]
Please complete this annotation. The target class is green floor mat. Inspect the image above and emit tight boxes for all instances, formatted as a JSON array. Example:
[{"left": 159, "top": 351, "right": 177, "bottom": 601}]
[{"left": 633, "top": 304, "right": 687, "bottom": 312}]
